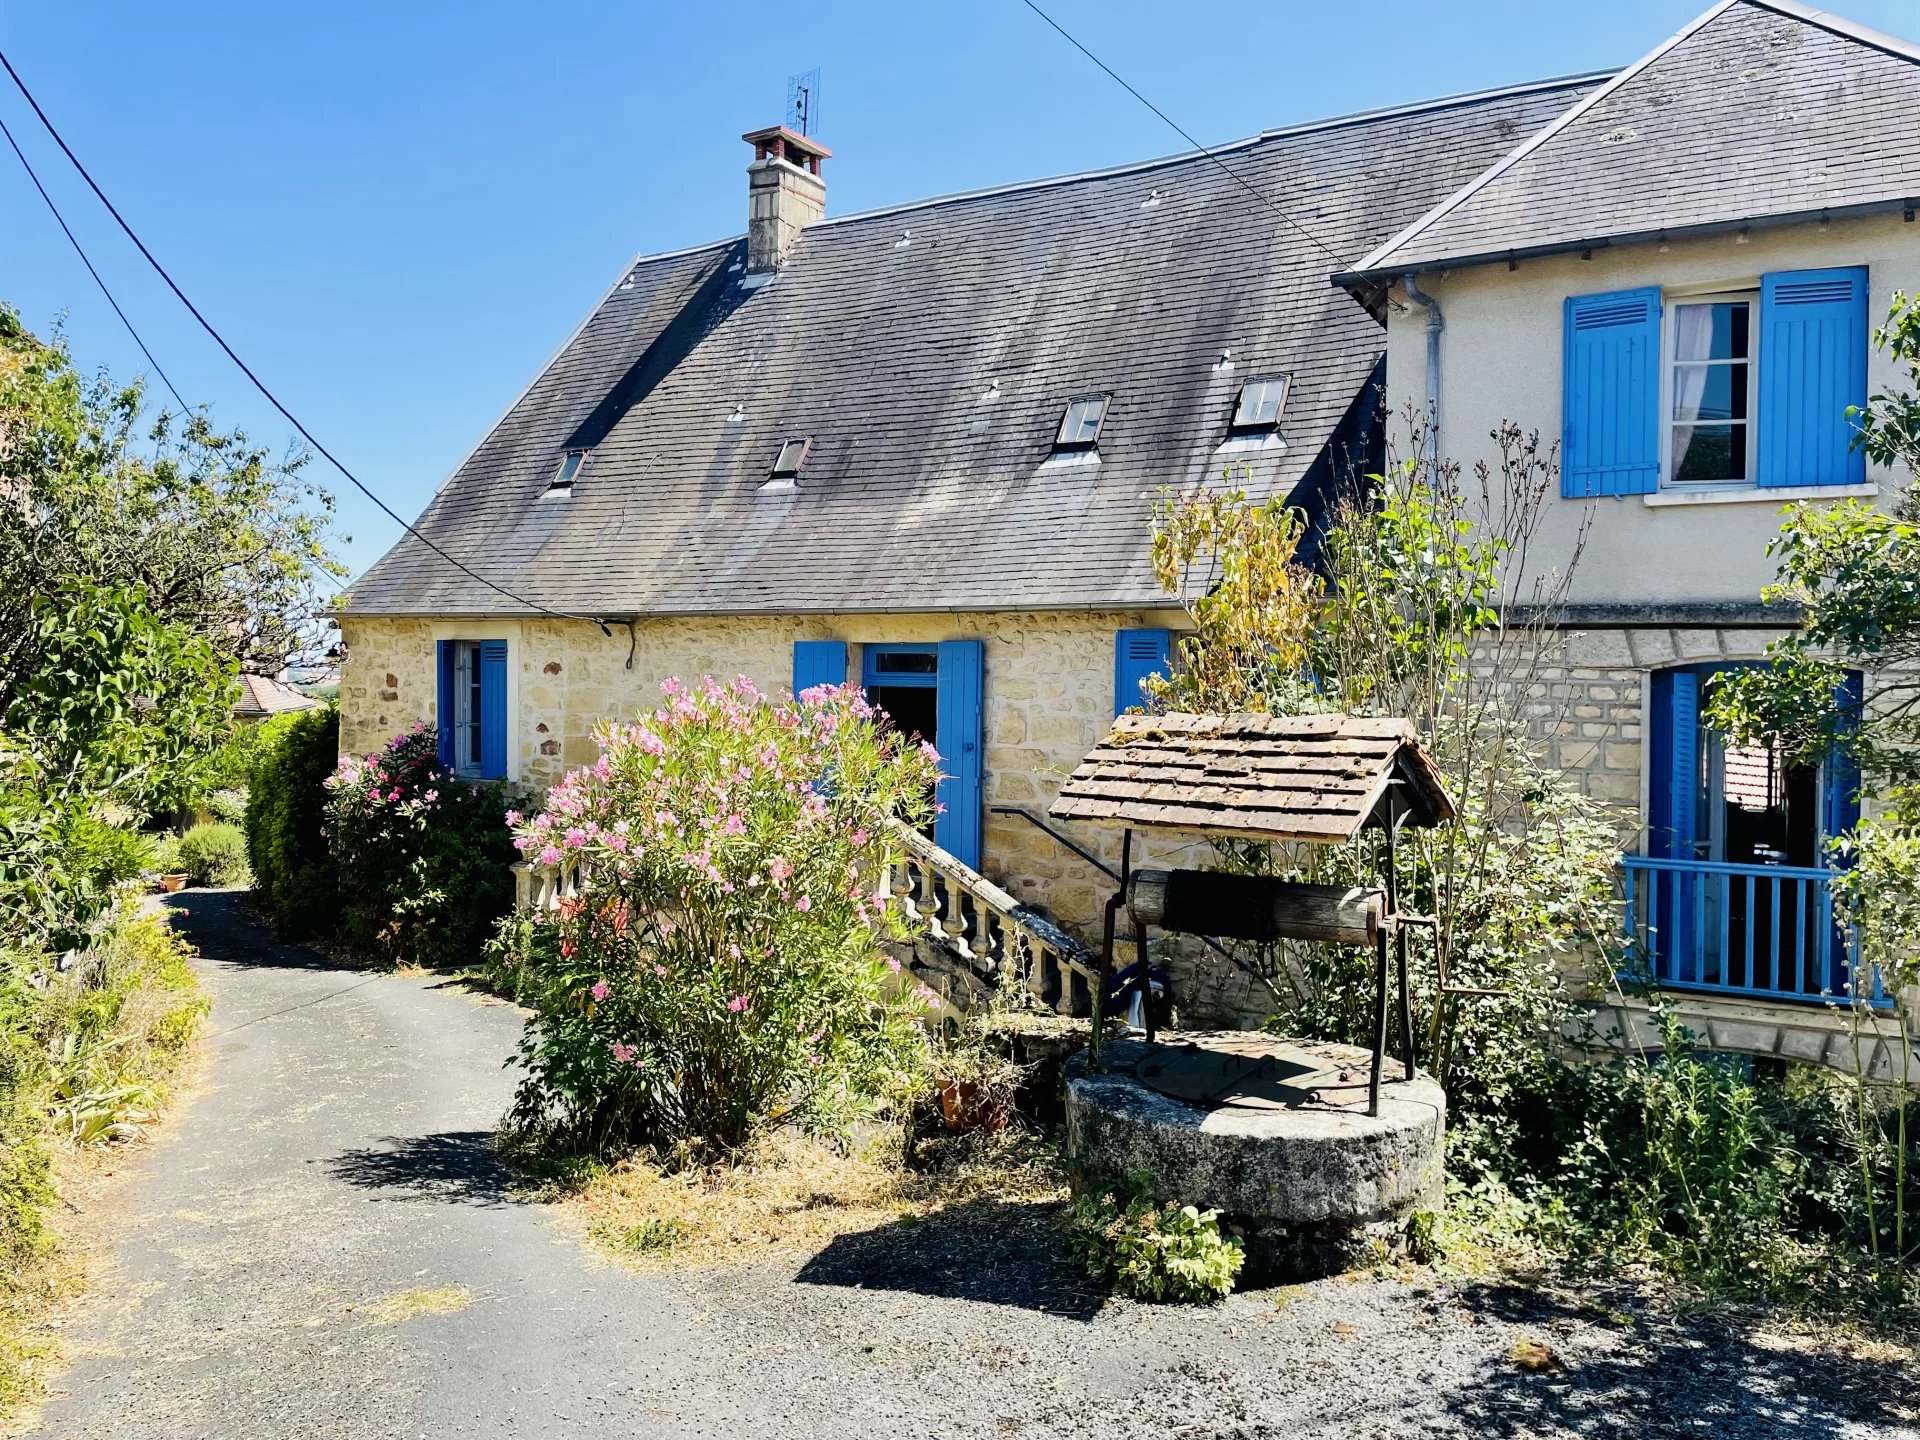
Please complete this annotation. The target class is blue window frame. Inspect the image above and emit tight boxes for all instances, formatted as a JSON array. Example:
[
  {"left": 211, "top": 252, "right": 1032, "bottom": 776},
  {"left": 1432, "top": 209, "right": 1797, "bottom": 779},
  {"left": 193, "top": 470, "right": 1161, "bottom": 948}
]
[
  {"left": 1564, "top": 268, "right": 1868, "bottom": 499},
  {"left": 861, "top": 643, "right": 939, "bottom": 690},
  {"left": 436, "top": 638, "right": 508, "bottom": 780}
]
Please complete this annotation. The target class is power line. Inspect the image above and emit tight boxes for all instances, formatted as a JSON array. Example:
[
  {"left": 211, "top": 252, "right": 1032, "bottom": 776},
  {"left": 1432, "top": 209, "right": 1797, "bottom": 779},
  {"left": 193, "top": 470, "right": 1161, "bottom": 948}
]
[
  {"left": 0, "top": 109, "right": 190, "bottom": 413},
  {"left": 3, "top": 104, "right": 347, "bottom": 604},
  {"left": 1013, "top": 0, "right": 1346, "bottom": 265},
  {"left": 0, "top": 48, "right": 605, "bottom": 629}
]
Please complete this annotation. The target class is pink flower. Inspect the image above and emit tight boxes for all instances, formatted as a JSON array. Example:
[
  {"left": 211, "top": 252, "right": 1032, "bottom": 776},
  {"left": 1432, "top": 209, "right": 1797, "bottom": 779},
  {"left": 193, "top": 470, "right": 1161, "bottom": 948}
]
[
  {"left": 768, "top": 856, "right": 793, "bottom": 883},
  {"left": 794, "top": 894, "right": 811, "bottom": 914},
  {"left": 590, "top": 980, "right": 609, "bottom": 1002},
  {"left": 611, "top": 1042, "right": 635, "bottom": 1063},
  {"left": 885, "top": 956, "right": 902, "bottom": 972},
  {"left": 724, "top": 814, "right": 746, "bottom": 837},
  {"left": 422, "top": 789, "right": 438, "bottom": 804},
  {"left": 563, "top": 827, "right": 588, "bottom": 849},
  {"left": 505, "top": 809, "right": 523, "bottom": 826},
  {"left": 606, "top": 833, "right": 630, "bottom": 852},
  {"left": 537, "top": 845, "right": 562, "bottom": 865},
  {"left": 850, "top": 828, "right": 869, "bottom": 847},
  {"left": 654, "top": 964, "right": 668, "bottom": 977},
  {"left": 727, "top": 993, "right": 750, "bottom": 1013}
]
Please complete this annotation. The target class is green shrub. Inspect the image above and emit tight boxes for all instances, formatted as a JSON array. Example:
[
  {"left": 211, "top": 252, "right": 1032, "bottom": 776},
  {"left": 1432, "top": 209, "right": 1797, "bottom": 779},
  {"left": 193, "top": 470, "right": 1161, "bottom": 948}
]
[
  {"left": 176, "top": 822, "right": 248, "bottom": 887},
  {"left": 1448, "top": 1007, "right": 1920, "bottom": 1302},
  {"left": 245, "top": 706, "right": 339, "bottom": 934},
  {"left": 497, "top": 677, "right": 939, "bottom": 1156},
  {"left": 201, "top": 788, "right": 247, "bottom": 826},
  {"left": 1069, "top": 1171, "right": 1245, "bottom": 1303},
  {"left": 147, "top": 833, "right": 183, "bottom": 875},
  {"left": 324, "top": 723, "right": 520, "bottom": 971}
]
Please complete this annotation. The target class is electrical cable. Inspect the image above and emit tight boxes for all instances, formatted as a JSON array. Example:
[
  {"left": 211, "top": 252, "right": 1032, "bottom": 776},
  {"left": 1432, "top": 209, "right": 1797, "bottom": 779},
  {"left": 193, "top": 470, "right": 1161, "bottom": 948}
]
[
  {"left": 0, "top": 48, "right": 606, "bottom": 628},
  {"left": 0, "top": 108, "right": 190, "bottom": 413},
  {"left": 1014, "top": 0, "right": 1347, "bottom": 265}
]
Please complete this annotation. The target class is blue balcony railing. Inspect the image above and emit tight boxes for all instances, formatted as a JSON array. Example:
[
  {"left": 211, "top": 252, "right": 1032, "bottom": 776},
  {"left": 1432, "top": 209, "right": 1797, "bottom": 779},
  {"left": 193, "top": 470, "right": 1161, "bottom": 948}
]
[{"left": 1620, "top": 855, "right": 1890, "bottom": 1008}]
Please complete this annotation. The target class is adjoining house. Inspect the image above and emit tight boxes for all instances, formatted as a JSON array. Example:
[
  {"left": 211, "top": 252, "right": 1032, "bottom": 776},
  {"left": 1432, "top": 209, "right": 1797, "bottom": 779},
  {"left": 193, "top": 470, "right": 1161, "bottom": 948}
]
[
  {"left": 342, "top": 0, "right": 1920, "bottom": 1059},
  {"left": 232, "top": 672, "right": 321, "bottom": 723},
  {"left": 1336, "top": 0, "right": 1920, "bottom": 1071}
]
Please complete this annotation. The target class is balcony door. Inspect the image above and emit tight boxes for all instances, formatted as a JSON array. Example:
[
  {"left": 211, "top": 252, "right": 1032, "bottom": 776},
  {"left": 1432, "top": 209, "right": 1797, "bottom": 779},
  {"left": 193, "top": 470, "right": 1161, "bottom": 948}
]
[{"left": 1645, "top": 664, "right": 1858, "bottom": 999}]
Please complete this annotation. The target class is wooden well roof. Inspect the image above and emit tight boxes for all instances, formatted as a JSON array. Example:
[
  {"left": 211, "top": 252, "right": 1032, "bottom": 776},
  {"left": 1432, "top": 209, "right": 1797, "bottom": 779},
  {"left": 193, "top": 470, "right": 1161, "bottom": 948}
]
[{"left": 1048, "top": 713, "right": 1454, "bottom": 845}]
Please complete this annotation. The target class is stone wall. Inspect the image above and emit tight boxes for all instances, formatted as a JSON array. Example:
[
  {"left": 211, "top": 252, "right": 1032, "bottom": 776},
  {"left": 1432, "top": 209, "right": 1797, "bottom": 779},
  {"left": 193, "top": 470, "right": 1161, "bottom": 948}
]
[
  {"left": 336, "top": 607, "right": 1203, "bottom": 952},
  {"left": 341, "top": 613, "right": 1865, "bottom": 1030}
]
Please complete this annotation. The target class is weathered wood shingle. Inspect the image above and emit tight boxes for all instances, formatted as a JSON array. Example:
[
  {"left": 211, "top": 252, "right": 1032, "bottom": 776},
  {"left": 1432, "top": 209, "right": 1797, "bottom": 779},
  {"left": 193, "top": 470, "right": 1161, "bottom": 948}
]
[{"left": 1048, "top": 713, "right": 1452, "bottom": 843}]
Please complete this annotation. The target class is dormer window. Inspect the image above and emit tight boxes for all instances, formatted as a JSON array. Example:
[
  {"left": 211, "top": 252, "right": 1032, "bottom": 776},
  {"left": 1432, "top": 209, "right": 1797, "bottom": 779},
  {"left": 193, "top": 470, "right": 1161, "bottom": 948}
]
[
  {"left": 545, "top": 449, "right": 587, "bottom": 494},
  {"left": 770, "top": 436, "right": 812, "bottom": 480},
  {"left": 1054, "top": 395, "right": 1109, "bottom": 451},
  {"left": 1228, "top": 377, "right": 1289, "bottom": 435}
]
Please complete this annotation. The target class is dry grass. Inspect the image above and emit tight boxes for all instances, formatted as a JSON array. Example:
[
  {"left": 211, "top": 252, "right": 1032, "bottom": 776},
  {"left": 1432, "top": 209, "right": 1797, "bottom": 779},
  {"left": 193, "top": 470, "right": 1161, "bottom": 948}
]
[
  {"left": 564, "top": 1128, "right": 1068, "bottom": 1271},
  {"left": 359, "top": 1286, "right": 474, "bottom": 1325}
]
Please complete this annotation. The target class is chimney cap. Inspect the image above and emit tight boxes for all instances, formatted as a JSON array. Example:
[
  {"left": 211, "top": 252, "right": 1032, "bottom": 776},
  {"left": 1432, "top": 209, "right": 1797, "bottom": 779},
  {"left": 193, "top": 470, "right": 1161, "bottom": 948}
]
[{"left": 743, "top": 125, "right": 833, "bottom": 164}]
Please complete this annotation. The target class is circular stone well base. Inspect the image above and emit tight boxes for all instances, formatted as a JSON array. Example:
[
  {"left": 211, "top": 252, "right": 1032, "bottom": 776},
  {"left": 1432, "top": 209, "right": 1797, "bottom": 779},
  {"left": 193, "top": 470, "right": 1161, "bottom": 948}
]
[{"left": 1065, "top": 1033, "right": 1446, "bottom": 1283}]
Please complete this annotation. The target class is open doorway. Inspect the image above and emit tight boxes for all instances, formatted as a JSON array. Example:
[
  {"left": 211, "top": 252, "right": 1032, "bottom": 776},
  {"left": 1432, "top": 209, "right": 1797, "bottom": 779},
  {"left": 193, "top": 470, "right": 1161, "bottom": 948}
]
[{"left": 862, "top": 645, "right": 940, "bottom": 750}]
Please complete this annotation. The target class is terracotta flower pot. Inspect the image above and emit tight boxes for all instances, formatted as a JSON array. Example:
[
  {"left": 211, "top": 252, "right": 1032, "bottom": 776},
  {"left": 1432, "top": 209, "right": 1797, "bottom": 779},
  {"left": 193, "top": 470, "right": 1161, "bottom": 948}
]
[
  {"left": 937, "top": 1079, "right": 1009, "bottom": 1134},
  {"left": 156, "top": 873, "right": 190, "bottom": 894}
]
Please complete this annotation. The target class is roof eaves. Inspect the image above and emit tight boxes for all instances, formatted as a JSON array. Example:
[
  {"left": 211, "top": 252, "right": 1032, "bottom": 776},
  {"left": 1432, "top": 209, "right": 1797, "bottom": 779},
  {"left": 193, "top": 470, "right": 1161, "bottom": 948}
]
[{"left": 1338, "top": 0, "right": 1743, "bottom": 283}]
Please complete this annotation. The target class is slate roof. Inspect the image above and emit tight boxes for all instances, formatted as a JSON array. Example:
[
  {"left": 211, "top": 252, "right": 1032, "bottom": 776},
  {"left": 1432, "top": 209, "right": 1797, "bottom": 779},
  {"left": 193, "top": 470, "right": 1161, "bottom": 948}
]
[
  {"left": 1342, "top": 0, "right": 1920, "bottom": 284},
  {"left": 1048, "top": 713, "right": 1454, "bottom": 844},
  {"left": 343, "top": 76, "right": 1600, "bottom": 619}
]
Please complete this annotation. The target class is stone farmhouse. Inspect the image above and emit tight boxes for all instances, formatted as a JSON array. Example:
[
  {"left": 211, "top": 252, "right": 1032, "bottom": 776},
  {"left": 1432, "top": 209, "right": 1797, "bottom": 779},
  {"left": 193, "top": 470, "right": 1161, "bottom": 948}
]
[{"left": 342, "top": 0, "right": 1920, "bottom": 1063}]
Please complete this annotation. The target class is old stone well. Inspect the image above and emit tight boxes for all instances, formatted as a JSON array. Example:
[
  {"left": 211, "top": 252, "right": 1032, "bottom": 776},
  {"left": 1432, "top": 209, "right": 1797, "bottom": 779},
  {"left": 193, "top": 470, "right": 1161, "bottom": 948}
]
[{"left": 1047, "top": 713, "right": 1457, "bottom": 1280}]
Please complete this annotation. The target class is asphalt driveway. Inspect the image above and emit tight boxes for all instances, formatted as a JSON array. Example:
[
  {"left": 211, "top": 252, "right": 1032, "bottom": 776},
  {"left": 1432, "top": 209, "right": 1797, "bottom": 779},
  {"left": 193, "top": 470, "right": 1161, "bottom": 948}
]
[{"left": 29, "top": 890, "right": 1920, "bottom": 1439}]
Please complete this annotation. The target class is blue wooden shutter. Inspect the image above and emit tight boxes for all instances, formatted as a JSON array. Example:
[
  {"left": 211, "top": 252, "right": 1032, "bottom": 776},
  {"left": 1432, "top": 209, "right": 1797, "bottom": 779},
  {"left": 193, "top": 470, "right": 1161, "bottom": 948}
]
[
  {"left": 478, "top": 639, "right": 509, "bottom": 780},
  {"left": 1648, "top": 667, "right": 1700, "bottom": 860},
  {"left": 435, "top": 639, "right": 456, "bottom": 770},
  {"left": 1562, "top": 287, "right": 1661, "bottom": 497},
  {"left": 1757, "top": 267, "right": 1868, "bottom": 488},
  {"left": 933, "top": 638, "right": 984, "bottom": 870},
  {"left": 791, "top": 640, "right": 847, "bottom": 696},
  {"left": 1823, "top": 670, "right": 1864, "bottom": 848},
  {"left": 1113, "top": 628, "right": 1171, "bottom": 716}
]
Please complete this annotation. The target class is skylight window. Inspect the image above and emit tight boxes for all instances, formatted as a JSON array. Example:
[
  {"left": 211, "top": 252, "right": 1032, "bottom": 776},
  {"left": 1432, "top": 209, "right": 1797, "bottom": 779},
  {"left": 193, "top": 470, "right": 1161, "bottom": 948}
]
[
  {"left": 545, "top": 449, "right": 587, "bottom": 494},
  {"left": 1054, "top": 395, "right": 1109, "bottom": 451},
  {"left": 770, "top": 436, "right": 812, "bottom": 480},
  {"left": 1229, "top": 377, "right": 1289, "bottom": 435}
]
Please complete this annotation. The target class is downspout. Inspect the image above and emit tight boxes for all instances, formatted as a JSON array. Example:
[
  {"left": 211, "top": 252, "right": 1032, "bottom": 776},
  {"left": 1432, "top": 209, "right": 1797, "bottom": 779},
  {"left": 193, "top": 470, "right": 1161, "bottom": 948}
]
[{"left": 1401, "top": 272, "right": 1442, "bottom": 471}]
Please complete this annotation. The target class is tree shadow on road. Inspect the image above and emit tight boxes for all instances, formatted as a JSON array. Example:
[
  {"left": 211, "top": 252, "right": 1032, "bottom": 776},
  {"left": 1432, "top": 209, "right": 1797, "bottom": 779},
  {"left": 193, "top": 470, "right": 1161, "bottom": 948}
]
[
  {"left": 1441, "top": 1280, "right": 1920, "bottom": 1437},
  {"left": 326, "top": 1131, "right": 518, "bottom": 1208},
  {"left": 161, "top": 889, "right": 358, "bottom": 972},
  {"left": 793, "top": 1197, "right": 1100, "bottom": 1319}
]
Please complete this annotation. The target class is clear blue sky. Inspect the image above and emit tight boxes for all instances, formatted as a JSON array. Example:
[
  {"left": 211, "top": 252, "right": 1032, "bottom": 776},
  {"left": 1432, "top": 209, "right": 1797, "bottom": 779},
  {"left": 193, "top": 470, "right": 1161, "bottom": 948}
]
[{"left": 3, "top": 0, "right": 1915, "bottom": 583}]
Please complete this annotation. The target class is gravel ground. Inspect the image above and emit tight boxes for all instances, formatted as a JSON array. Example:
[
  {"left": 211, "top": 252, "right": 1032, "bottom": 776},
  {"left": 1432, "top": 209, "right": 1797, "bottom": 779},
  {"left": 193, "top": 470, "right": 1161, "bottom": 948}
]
[{"left": 27, "top": 889, "right": 1920, "bottom": 1440}]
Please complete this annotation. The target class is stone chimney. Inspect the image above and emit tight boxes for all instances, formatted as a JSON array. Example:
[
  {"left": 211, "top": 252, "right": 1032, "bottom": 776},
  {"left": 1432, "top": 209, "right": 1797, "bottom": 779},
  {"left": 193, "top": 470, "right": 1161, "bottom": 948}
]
[{"left": 743, "top": 125, "right": 830, "bottom": 272}]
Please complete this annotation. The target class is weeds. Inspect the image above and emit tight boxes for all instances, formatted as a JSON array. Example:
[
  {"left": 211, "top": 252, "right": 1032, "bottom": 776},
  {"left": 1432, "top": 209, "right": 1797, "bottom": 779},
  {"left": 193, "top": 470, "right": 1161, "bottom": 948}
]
[{"left": 0, "top": 907, "right": 207, "bottom": 1413}]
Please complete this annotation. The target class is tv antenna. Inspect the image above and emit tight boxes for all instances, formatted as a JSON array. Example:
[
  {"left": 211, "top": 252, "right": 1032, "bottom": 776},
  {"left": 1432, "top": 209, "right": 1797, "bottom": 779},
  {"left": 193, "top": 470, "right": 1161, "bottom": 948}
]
[{"left": 786, "top": 68, "right": 822, "bottom": 136}]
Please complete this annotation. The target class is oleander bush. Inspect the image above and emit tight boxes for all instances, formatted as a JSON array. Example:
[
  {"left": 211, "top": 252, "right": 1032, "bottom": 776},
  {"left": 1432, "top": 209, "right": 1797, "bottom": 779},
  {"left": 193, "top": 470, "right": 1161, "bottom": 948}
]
[
  {"left": 493, "top": 676, "right": 940, "bottom": 1156},
  {"left": 323, "top": 723, "right": 520, "bottom": 971},
  {"left": 176, "top": 821, "right": 249, "bottom": 887}
]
